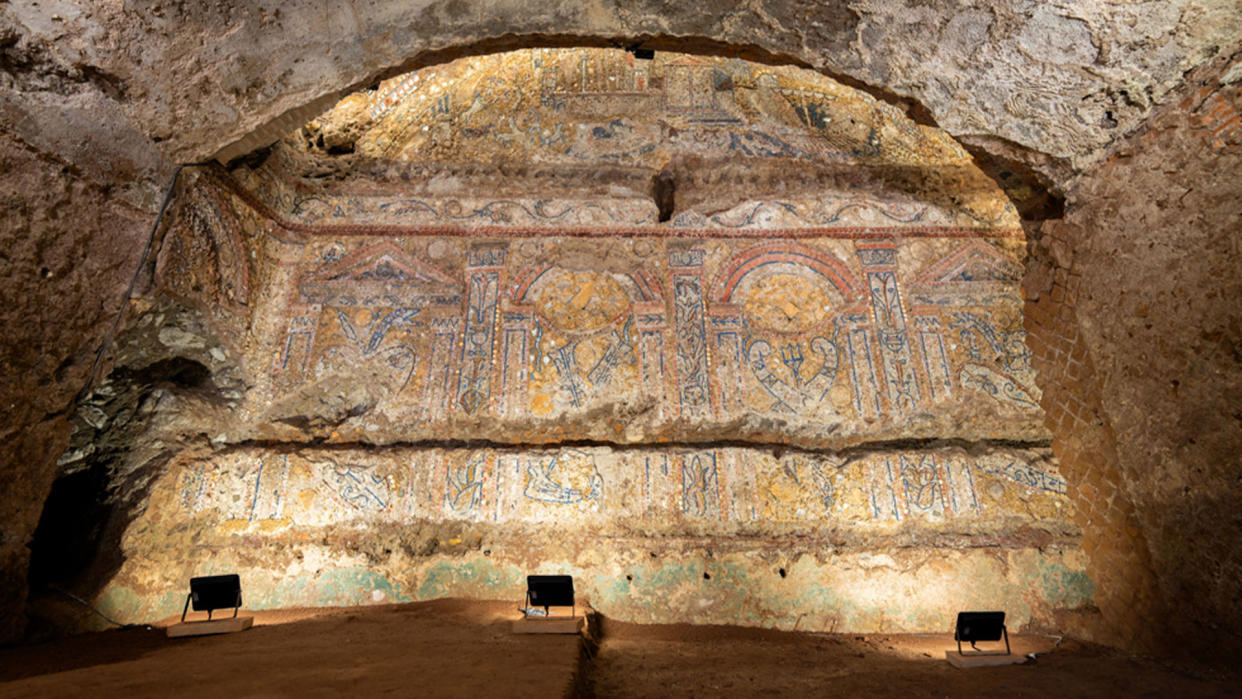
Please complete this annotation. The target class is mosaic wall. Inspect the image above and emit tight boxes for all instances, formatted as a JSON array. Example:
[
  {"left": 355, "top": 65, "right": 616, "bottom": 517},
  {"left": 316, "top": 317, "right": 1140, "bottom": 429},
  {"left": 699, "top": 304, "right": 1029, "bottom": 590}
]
[
  {"left": 164, "top": 446, "right": 1067, "bottom": 533},
  {"left": 325, "top": 48, "right": 969, "bottom": 167},
  {"left": 93, "top": 49, "right": 1084, "bottom": 631},
  {"left": 110, "top": 168, "right": 1075, "bottom": 629},
  {"left": 288, "top": 47, "right": 1012, "bottom": 226}
]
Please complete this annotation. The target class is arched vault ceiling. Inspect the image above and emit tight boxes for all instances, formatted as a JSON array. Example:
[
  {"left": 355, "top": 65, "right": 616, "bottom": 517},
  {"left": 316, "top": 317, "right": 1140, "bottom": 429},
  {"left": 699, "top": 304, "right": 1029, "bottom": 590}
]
[
  {"left": 2, "top": 0, "right": 1239, "bottom": 195},
  {"left": 302, "top": 49, "right": 969, "bottom": 168},
  {"left": 278, "top": 48, "right": 1018, "bottom": 226}
]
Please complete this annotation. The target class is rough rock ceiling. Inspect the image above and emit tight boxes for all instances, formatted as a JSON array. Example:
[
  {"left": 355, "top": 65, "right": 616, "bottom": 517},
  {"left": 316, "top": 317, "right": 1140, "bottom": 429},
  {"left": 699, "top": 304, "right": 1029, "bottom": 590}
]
[{"left": 1, "top": 1, "right": 1238, "bottom": 207}]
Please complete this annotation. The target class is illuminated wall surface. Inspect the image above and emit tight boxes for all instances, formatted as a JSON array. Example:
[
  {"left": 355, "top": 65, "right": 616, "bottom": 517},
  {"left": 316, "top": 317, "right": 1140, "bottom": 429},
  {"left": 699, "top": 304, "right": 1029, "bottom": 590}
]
[{"left": 86, "top": 49, "right": 1091, "bottom": 630}]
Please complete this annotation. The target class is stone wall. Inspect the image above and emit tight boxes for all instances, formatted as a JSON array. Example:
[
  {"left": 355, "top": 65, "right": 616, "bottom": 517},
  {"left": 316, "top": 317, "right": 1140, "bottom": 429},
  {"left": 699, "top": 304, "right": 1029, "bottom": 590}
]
[
  {"left": 1023, "top": 246, "right": 1161, "bottom": 649},
  {"left": 1023, "top": 53, "right": 1242, "bottom": 659},
  {"left": 0, "top": 131, "right": 157, "bottom": 639}
]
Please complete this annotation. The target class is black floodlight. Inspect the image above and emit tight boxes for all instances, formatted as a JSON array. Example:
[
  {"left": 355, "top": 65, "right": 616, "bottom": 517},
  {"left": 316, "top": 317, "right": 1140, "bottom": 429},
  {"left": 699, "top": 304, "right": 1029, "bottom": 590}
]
[
  {"left": 525, "top": 575, "right": 574, "bottom": 617},
  {"left": 182, "top": 574, "right": 242, "bottom": 622},
  {"left": 954, "top": 611, "right": 1010, "bottom": 655},
  {"left": 626, "top": 45, "right": 655, "bottom": 61}
]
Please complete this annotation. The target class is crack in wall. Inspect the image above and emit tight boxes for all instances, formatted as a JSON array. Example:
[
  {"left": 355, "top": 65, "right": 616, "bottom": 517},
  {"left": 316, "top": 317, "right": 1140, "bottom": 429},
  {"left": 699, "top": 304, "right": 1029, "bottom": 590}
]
[{"left": 207, "top": 435, "right": 1053, "bottom": 465}]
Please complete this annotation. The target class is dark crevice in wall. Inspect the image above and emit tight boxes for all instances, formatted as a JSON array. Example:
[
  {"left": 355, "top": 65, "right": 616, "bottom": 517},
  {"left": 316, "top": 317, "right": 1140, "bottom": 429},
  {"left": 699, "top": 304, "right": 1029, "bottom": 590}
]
[
  {"left": 109, "top": 357, "right": 214, "bottom": 392},
  {"left": 24, "top": 443, "right": 175, "bottom": 638},
  {"left": 207, "top": 435, "right": 1053, "bottom": 462},
  {"left": 957, "top": 135, "right": 1069, "bottom": 223},
  {"left": 26, "top": 466, "right": 115, "bottom": 590},
  {"left": 652, "top": 167, "right": 675, "bottom": 223},
  {"left": 24, "top": 454, "right": 171, "bottom": 638},
  {"left": 223, "top": 143, "right": 274, "bottom": 172},
  {"left": 26, "top": 338, "right": 235, "bottom": 633}
]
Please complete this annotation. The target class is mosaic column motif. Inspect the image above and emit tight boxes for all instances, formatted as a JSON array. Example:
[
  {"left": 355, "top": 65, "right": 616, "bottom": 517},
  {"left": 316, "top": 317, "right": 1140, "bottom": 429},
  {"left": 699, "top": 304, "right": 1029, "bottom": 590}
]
[
  {"left": 857, "top": 241, "right": 921, "bottom": 415},
  {"left": 422, "top": 318, "right": 459, "bottom": 419},
  {"left": 456, "top": 245, "right": 505, "bottom": 414},
  {"left": 669, "top": 248, "right": 711, "bottom": 419},
  {"left": 260, "top": 237, "right": 315, "bottom": 396},
  {"left": 913, "top": 314, "right": 953, "bottom": 402},
  {"left": 498, "top": 311, "right": 533, "bottom": 418},
  {"left": 275, "top": 312, "right": 318, "bottom": 387},
  {"left": 710, "top": 314, "right": 746, "bottom": 418},
  {"left": 845, "top": 324, "right": 883, "bottom": 420},
  {"left": 636, "top": 310, "right": 669, "bottom": 419}
]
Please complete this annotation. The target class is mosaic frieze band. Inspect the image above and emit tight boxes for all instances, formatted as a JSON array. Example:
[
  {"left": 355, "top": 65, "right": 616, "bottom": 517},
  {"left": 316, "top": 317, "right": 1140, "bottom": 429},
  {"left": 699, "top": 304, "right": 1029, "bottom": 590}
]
[
  {"left": 162, "top": 446, "right": 1068, "bottom": 535},
  {"left": 231, "top": 156, "right": 1009, "bottom": 232}
]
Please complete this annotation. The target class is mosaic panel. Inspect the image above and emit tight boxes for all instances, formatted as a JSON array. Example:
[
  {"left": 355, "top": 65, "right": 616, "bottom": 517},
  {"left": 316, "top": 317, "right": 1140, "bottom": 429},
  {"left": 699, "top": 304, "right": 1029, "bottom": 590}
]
[
  {"left": 245, "top": 231, "right": 1040, "bottom": 443},
  {"left": 162, "top": 445, "right": 1069, "bottom": 532}
]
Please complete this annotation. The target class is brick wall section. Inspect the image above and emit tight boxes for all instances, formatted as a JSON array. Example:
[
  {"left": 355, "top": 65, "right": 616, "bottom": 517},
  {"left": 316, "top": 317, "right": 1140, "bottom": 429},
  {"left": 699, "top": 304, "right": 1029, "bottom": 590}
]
[
  {"left": 1022, "top": 236, "right": 1163, "bottom": 651},
  {"left": 1022, "top": 50, "right": 1242, "bottom": 660},
  {"left": 1191, "top": 88, "right": 1242, "bottom": 150}
]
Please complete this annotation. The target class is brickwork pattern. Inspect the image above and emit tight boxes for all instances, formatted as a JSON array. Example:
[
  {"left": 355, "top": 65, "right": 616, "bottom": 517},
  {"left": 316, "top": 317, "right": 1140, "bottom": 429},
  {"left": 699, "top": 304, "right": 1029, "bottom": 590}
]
[
  {"left": 1023, "top": 231, "right": 1162, "bottom": 651},
  {"left": 1185, "top": 86, "right": 1242, "bottom": 150},
  {"left": 1017, "top": 43, "right": 1242, "bottom": 659}
]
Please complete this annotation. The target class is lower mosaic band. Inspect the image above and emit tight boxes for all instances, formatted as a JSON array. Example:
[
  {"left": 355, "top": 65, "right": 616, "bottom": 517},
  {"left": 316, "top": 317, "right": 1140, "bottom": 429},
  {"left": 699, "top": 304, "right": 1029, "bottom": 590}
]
[{"left": 97, "top": 445, "right": 1089, "bottom": 632}]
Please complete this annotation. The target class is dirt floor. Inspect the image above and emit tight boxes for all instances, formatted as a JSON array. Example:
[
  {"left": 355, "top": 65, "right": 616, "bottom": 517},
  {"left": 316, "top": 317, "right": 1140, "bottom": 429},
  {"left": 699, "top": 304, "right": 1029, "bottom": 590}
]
[
  {"left": 1, "top": 601, "right": 1239, "bottom": 698},
  {"left": 586, "top": 620, "right": 1242, "bottom": 698},
  {"left": 0, "top": 600, "right": 580, "bottom": 698}
]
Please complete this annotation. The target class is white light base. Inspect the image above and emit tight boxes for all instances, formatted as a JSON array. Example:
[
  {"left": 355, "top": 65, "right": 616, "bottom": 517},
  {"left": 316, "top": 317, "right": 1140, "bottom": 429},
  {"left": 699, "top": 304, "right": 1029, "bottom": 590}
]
[
  {"left": 945, "top": 650, "right": 1028, "bottom": 668},
  {"left": 511, "top": 616, "right": 584, "bottom": 634},
  {"left": 166, "top": 615, "right": 254, "bottom": 638}
]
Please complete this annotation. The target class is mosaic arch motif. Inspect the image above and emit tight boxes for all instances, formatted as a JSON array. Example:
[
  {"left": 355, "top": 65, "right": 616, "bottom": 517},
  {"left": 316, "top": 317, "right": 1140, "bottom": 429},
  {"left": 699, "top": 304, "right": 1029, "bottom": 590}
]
[{"left": 244, "top": 229, "right": 1041, "bottom": 436}]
